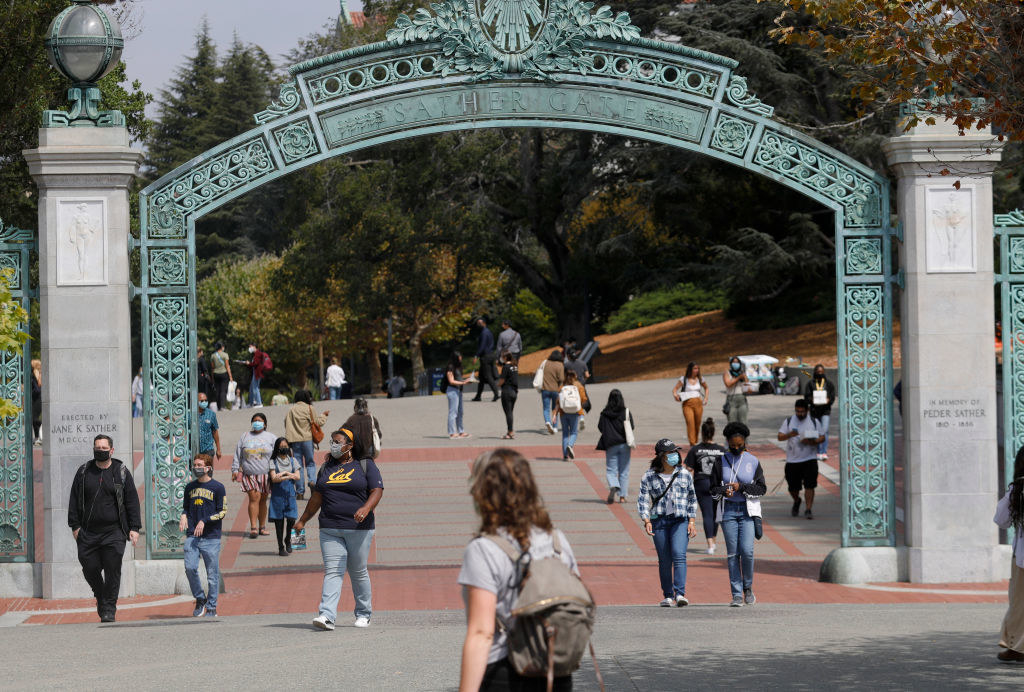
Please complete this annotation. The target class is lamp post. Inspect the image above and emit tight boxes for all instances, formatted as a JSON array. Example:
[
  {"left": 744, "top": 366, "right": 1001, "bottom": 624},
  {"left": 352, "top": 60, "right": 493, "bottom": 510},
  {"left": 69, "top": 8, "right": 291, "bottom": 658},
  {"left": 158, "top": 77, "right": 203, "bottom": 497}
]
[{"left": 42, "top": 0, "right": 125, "bottom": 128}]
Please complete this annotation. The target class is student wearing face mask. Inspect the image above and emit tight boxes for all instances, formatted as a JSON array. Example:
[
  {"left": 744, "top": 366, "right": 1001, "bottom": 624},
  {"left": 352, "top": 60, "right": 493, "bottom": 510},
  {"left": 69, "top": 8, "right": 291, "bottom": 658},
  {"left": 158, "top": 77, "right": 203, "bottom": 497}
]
[
  {"left": 269, "top": 438, "right": 301, "bottom": 556},
  {"left": 231, "top": 412, "right": 276, "bottom": 539},
  {"left": 180, "top": 453, "right": 227, "bottom": 617},
  {"left": 722, "top": 356, "right": 749, "bottom": 425},
  {"left": 295, "top": 428, "right": 384, "bottom": 631},
  {"left": 803, "top": 364, "right": 836, "bottom": 461},
  {"left": 68, "top": 435, "right": 141, "bottom": 622},
  {"left": 196, "top": 392, "right": 222, "bottom": 467},
  {"left": 712, "top": 422, "right": 767, "bottom": 607},
  {"left": 637, "top": 438, "right": 698, "bottom": 607}
]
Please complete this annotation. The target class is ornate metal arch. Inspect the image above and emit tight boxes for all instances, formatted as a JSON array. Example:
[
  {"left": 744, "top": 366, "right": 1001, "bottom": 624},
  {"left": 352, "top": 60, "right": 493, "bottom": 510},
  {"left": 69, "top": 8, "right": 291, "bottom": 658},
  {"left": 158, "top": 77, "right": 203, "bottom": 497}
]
[{"left": 138, "top": 0, "right": 896, "bottom": 557}]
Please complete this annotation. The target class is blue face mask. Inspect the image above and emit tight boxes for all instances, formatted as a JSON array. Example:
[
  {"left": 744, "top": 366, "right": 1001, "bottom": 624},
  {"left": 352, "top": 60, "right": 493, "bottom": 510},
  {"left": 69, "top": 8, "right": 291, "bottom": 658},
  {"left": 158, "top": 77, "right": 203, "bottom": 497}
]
[
  {"left": 198, "top": 400, "right": 209, "bottom": 410},
  {"left": 252, "top": 421, "right": 265, "bottom": 432},
  {"left": 666, "top": 452, "right": 681, "bottom": 467},
  {"left": 730, "top": 362, "right": 742, "bottom": 373}
]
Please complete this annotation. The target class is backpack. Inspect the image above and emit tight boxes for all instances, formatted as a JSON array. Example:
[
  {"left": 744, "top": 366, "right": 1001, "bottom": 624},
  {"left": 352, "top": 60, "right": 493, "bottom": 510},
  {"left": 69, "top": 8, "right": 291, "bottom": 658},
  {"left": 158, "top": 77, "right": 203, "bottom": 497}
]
[
  {"left": 485, "top": 533, "right": 602, "bottom": 688},
  {"left": 558, "top": 385, "right": 581, "bottom": 414},
  {"left": 261, "top": 352, "right": 273, "bottom": 372}
]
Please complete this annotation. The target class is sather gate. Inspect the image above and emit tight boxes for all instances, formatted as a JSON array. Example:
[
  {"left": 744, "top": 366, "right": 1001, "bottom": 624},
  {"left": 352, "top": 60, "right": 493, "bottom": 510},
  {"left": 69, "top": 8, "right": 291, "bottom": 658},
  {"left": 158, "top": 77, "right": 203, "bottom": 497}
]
[{"left": 137, "top": 1, "right": 896, "bottom": 558}]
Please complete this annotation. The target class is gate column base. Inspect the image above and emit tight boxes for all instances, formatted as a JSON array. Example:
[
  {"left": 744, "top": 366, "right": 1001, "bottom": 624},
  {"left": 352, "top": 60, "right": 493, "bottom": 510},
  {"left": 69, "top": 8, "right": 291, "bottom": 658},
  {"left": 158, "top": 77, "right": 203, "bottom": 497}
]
[
  {"left": 820, "top": 547, "right": 906, "bottom": 584},
  {"left": 0, "top": 563, "right": 41, "bottom": 598}
]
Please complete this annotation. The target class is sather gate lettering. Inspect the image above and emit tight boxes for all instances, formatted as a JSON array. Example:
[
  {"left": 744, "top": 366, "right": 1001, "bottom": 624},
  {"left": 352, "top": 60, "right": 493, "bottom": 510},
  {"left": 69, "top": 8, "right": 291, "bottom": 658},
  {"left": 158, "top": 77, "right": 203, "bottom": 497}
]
[{"left": 137, "top": 1, "right": 896, "bottom": 558}]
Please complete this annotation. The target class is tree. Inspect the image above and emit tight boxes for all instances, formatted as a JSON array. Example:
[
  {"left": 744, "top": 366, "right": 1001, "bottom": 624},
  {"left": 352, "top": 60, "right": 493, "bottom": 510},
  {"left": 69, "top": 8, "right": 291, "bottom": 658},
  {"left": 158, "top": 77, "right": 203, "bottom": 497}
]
[
  {"left": 0, "top": 270, "right": 29, "bottom": 418},
  {"left": 769, "top": 0, "right": 1024, "bottom": 139}
]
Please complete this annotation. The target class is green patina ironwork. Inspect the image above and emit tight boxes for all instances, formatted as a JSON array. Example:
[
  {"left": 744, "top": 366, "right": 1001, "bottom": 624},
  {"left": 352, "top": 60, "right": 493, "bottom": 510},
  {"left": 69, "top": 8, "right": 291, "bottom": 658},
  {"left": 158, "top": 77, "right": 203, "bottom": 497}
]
[
  {"left": 0, "top": 220, "right": 36, "bottom": 561},
  {"left": 138, "top": 1, "right": 895, "bottom": 556},
  {"left": 996, "top": 210, "right": 1024, "bottom": 492}
]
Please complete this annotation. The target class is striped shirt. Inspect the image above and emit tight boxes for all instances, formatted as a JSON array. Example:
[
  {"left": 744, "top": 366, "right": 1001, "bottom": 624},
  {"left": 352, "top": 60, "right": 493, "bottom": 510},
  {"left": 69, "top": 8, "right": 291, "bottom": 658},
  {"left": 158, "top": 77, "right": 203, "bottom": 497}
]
[{"left": 637, "top": 468, "right": 698, "bottom": 520}]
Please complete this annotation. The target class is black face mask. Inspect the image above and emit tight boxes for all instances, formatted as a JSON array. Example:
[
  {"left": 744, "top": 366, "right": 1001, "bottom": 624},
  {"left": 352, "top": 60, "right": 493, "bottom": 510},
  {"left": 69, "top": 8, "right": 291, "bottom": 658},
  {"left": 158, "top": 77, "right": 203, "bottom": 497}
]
[
  {"left": 729, "top": 445, "right": 744, "bottom": 456},
  {"left": 94, "top": 450, "right": 111, "bottom": 462}
]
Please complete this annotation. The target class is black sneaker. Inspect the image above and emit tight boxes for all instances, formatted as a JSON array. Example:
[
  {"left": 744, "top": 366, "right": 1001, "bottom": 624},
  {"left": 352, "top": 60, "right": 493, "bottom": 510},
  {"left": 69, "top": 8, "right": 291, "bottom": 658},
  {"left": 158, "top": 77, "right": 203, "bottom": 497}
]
[
  {"left": 606, "top": 487, "right": 619, "bottom": 504},
  {"left": 566, "top": 446, "right": 575, "bottom": 460},
  {"left": 791, "top": 498, "right": 802, "bottom": 517},
  {"left": 193, "top": 599, "right": 207, "bottom": 617},
  {"left": 805, "top": 508, "right": 814, "bottom": 520},
  {"left": 285, "top": 543, "right": 293, "bottom": 554},
  {"left": 279, "top": 547, "right": 288, "bottom": 556}
]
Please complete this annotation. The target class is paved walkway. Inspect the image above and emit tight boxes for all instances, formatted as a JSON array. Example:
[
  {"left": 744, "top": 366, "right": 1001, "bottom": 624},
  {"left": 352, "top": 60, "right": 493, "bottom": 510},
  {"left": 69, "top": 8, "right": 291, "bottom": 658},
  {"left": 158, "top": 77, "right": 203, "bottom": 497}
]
[{"left": 10, "top": 377, "right": 1008, "bottom": 628}]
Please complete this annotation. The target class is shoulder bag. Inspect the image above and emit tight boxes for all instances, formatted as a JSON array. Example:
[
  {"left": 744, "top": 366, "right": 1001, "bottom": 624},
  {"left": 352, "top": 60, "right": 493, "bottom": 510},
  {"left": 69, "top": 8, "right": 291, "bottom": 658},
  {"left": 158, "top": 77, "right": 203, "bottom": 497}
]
[
  {"left": 309, "top": 405, "right": 324, "bottom": 447},
  {"left": 623, "top": 408, "right": 636, "bottom": 448},
  {"left": 371, "top": 416, "right": 382, "bottom": 458}
]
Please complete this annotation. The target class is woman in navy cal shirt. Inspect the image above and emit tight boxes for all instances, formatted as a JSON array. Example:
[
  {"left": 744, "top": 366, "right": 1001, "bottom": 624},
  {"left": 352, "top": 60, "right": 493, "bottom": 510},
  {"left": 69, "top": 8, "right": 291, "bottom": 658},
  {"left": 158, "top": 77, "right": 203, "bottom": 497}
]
[
  {"left": 294, "top": 428, "right": 384, "bottom": 631},
  {"left": 712, "top": 422, "right": 766, "bottom": 608}
]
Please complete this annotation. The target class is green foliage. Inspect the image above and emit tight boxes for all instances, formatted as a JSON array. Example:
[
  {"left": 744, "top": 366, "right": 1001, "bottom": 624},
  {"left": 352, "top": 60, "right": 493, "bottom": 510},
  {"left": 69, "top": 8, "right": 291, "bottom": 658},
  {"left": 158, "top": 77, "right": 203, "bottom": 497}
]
[
  {"left": 0, "top": 270, "right": 29, "bottom": 418},
  {"left": 503, "top": 289, "right": 557, "bottom": 353},
  {"left": 604, "top": 283, "right": 728, "bottom": 334}
]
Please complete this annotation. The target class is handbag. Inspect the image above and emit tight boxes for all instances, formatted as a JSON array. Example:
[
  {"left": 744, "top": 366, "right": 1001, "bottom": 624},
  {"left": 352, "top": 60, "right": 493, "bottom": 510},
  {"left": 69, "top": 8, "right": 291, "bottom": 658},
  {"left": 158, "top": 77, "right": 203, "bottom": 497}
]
[
  {"left": 309, "top": 405, "right": 324, "bottom": 447},
  {"left": 623, "top": 408, "right": 636, "bottom": 448},
  {"left": 370, "top": 415, "right": 382, "bottom": 459},
  {"left": 532, "top": 360, "right": 546, "bottom": 389},
  {"left": 722, "top": 400, "right": 730, "bottom": 416},
  {"left": 226, "top": 380, "right": 237, "bottom": 403}
]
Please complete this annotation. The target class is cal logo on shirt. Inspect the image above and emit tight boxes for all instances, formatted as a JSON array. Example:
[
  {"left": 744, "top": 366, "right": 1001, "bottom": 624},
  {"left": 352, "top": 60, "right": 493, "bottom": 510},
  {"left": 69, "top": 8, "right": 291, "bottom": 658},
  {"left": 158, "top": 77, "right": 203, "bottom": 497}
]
[{"left": 327, "top": 468, "right": 355, "bottom": 484}]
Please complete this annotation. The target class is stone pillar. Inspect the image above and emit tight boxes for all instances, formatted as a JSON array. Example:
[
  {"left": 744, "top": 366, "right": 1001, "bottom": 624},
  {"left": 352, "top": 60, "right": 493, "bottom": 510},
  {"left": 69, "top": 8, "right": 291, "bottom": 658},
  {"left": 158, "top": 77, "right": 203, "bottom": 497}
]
[
  {"left": 883, "top": 118, "right": 1006, "bottom": 582},
  {"left": 23, "top": 127, "right": 141, "bottom": 598}
]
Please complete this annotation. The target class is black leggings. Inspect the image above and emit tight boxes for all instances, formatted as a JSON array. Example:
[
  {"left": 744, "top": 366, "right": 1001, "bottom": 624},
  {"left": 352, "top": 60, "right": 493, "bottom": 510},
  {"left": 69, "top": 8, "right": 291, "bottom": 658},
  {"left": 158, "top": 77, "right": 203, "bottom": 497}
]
[
  {"left": 501, "top": 388, "right": 518, "bottom": 433},
  {"left": 273, "top": 518, "right": 296, "bottom": 549},
  {"left": 481, "top": 658, "right": 572, "bottom": 691},
  {"left": 693, "top": 477, "right": 718, "bottom": 540}
]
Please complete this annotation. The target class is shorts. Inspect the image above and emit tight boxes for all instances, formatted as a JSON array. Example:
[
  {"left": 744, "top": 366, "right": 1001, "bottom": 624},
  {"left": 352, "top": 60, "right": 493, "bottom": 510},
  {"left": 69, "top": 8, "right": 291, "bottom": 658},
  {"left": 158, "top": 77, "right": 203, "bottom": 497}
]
[
  {"left": 240, "top": 473, "right": 269, "bottom": 494},
  {"left": 784, "top": 460, "right": 819, "bottom": 492}
]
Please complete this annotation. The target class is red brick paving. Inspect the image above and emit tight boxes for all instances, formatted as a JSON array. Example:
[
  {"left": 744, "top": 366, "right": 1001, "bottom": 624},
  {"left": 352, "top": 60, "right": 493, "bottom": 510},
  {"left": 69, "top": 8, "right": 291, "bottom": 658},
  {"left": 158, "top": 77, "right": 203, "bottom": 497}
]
[{"left": 9, "top": 443, "right": 1006, "bottom": 625}]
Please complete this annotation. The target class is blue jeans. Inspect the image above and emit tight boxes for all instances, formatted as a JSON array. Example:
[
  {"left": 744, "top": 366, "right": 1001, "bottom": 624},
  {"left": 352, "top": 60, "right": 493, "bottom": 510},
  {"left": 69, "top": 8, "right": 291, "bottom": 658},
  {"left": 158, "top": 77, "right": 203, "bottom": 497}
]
[
  {"left": 318, "top": 528, "right": 374, "bottom": 622},
  {"left": 292, "top": 440, "right": 316, "bottom": 489},
  {"left": 816, "top": 414, "right": 830, "bottom": 455},
  {"left": 183, "top": 536, "right": 221, "bottom": 610},
  {"left": 651, "top": 516, "right": 690, "bottom": 598},
  {"left": 541, "top": 390, "right": 559, "bottom": 430},
  {"left": 132, "top": 399, "right": 142, "bottom": 418},
  {"left": 250, "top": 377, "right": 263, "bottom": 406},
  {"left": 605, "top": 443, "right": 631, "bottom": 497},
  {"left": 561, "top": 412, "right": 579, "bottom": 456},
  {"left": 328, "top": 386, "right": 342, "bottom": 400},
  {"left": 446, "top": 389, "right": 464, "bottom": 435},
  {"left": 720, "top": 501, "right": 755, "bottom": 596}
]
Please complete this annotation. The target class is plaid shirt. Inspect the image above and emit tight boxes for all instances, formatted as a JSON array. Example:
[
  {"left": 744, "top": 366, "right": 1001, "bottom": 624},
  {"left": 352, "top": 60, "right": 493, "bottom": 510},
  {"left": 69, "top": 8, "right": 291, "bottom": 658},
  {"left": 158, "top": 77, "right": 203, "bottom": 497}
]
[{"left": 637, "top": 468, "right": 697, "bottom": 520}]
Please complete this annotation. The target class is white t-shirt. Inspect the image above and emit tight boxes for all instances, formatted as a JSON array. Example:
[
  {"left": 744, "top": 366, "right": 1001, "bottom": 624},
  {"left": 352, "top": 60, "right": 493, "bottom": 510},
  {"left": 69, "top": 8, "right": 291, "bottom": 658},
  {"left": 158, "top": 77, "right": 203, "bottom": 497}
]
[
  {"left": 779, "top": 414, "right": 823, "bottom": 463},
  {"left": 457, "top": 527, "right": 578, "bottom": 664},
  {"left": 678, "top": 376, "right": 702, "bottom": 401},
  {"left": 325, "top": 364, "right": 346, "bottom": 387}
]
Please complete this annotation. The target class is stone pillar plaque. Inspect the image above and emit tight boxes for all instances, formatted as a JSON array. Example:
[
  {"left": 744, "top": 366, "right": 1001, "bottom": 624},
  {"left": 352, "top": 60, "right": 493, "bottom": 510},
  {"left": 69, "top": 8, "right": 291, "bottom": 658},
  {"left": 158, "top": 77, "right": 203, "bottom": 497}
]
[{"left": 56, "top": 199, "right": 107, "bottom": 285}]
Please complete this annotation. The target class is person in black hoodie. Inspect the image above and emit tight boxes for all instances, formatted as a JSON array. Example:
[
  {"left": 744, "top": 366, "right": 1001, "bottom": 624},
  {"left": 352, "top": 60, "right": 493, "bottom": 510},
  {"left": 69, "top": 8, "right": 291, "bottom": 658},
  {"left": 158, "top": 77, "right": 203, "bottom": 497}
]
[
  {"left": 68, "top": 434, "right": 142, "bottom": 622},
  {"left": 803, "top": 364, "right": 836, "bottom": 461},
  {"left": 683, "top": 418, "right": 726, "bottom": 555},
  {"left": 596, "top": 389, "right": 636, "bottom": 504}
]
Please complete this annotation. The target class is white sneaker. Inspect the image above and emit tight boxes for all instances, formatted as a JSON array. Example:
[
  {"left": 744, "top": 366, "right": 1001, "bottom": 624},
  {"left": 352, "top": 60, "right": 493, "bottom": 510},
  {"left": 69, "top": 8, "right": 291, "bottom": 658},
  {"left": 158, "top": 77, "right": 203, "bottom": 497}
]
[
  {"left": 545, "top": 421, "right": 555, "bottom": 434},
  {"left": 659, "top": 597, "right": 674, "bottom": 607},
  {"left": 312, "top": 615, "right": 335, "bottom": 631},
  {"left": 706, "top": 545, "right": 716, "bottom": 555},
  {"left": 675, "top": 595, "right": 689, "bottom": 607},
  {"left": 354, "top": 616, "right": 370, "bottom": 628}
]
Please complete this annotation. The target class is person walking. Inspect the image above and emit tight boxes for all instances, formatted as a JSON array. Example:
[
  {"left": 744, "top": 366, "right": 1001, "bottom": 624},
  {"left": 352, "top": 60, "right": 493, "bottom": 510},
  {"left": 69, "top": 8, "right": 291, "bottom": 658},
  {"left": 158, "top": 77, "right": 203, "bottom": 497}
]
[
  {"left": 210, "top": 342, "right": 232, "bottom": 411},
  {"left": 269, "top": 438, "right": 300, "bottom": 557},
  {"left": 472, "top": 317, "right": 499, "bottom": 402},
  {"left": 131, "top": 366, "right": 143, "bottom": 418},
  {"left": 683, "top": 418, "right": 726, "bottom": 554},
  {"left": 596, "top": 389, "right": 636, "bottom": 505},
  {"left": 458, "top": 449, "right": 581, "bottom": 691},
  {"left": 778, "top": 399, "right": 825, "bottom": 519},
  {"left": 325, "top": 357, "right": 346, "bottom": 400},
  {"left": 196, "top": 391, "right": 222, "bottom": 467},
  {"left": 197, "top": 346, "right": 214, "bottom": 402},
  {"left": 244, "top": 343, "right": 269, "bottom": 407},
  {"left": 31, "top": 359, "right": 42, "bottom": 445},
  {"left": 495, "top": 319, "right": 522, "bottom": 361},
  {"left": 722, "top": 356, "right": 749, "bottom": 425},
  {"left": 804, "top": 364, "right": 836, "bottom": 461},
  {"left": 231, "top": 412, "right": 276, "bottom": 539},
  {"left": 67, "top": 435, "right": 141, "bottom": 622},
  {"left": 285, "top": 390, "right": 329, "bottom": 500},
  {"left": 637, "top": 439, "right": 698, "bottom": 607},
  {"left": 555, "top": 370, "right": 585, "bottom": 461},
  {"left": 444, "top": 351, "right": 473, "bottom": 439},
  {"left": 498, "top": 352, "right": 519, "bottom": 439},
  {"left": 565, "top": 348, "right": 589, "bottom": 384},
  {"left": 180, "top": 453, "right": 226, "bottom": 618},
  {"left": 995, "top": 445, "right": 1024, "bottom": 663},
  {"left": 673, "top": 362, "right": 709, "bottom": 446},
  {"left": 538, "top": 349, "right": 565, "bottom": 435},
  {"left": 342, "top": 397, "right": 383, "bottom": 460},
  {"left": 713, "top": 422, "right": 766, "bottom": 607},
  {"left": 295, "top": 428, "right": 384, "bottom": 631}
]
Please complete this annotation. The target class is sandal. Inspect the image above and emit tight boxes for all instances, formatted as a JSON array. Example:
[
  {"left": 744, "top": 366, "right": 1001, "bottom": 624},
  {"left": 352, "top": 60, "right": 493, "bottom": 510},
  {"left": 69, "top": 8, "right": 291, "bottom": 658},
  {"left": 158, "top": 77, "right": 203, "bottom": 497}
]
[
  {"left": 501, "top": 433, "right": 514, "bottom": 440},
  {"left": 259, "top": 527, "right": 270, "bottom": 536},
  {"left": 249, "top": 529, "right": 258, "bottom": 539}
]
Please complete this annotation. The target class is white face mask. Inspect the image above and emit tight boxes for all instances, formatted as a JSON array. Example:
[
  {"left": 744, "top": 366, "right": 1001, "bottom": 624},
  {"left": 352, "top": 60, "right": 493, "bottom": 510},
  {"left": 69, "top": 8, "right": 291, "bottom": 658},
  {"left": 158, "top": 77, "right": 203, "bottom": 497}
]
[
  {"left": 329, "top": 441, "right": 345, "bottom": 457},
  {"left": 248, "top": 346, "right": 256, "bottom": 354}
]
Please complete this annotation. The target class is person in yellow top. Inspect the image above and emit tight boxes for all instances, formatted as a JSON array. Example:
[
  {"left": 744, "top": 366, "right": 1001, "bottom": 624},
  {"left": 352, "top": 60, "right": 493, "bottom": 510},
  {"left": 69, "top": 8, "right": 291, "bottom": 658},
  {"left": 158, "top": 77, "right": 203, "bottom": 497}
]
[{"left": 285, "top": 389, "right": 329, "bottom": 499}]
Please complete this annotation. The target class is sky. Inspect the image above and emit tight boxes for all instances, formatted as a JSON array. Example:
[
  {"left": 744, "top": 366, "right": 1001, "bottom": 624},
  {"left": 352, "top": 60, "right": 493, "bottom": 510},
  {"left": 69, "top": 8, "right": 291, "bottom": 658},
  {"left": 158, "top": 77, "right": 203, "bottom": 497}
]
[{"left": 121, "top": 1, "right": 364, "bottom": 120}]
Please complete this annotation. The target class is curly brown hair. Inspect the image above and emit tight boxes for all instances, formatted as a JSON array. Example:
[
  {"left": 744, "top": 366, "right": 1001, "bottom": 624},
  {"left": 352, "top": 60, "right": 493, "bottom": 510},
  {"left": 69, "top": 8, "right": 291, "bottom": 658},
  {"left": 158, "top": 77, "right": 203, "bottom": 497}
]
[{"left": 470, "top": 448, "right": 553, "bottom": 549}]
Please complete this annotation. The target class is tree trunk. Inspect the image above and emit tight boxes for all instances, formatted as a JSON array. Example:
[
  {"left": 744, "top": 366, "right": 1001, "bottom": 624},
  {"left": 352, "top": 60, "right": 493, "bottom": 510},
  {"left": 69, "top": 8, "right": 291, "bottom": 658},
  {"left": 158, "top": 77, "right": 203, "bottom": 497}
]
[
  {"left": 366, "top": 349, "right": 383, "bottom": 396},
  {"left": 409, "top": 329, "right": 426, "bottom": 386}
]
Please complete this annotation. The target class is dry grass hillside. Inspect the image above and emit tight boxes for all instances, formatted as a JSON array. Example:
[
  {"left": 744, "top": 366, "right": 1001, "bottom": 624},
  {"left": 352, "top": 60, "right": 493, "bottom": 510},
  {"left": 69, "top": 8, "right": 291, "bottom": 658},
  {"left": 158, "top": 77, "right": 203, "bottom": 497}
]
[{"left": 519, "top": 310, "right": 902, "bottom": 382}]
